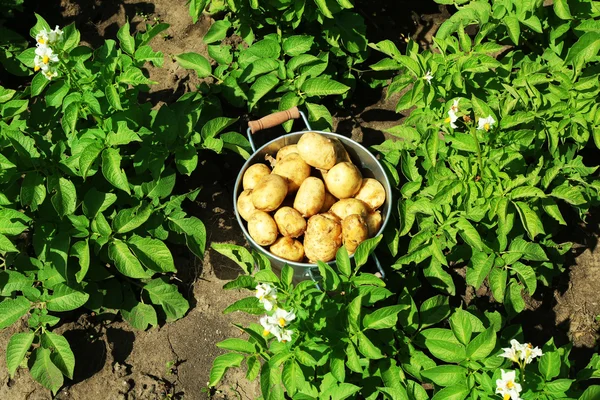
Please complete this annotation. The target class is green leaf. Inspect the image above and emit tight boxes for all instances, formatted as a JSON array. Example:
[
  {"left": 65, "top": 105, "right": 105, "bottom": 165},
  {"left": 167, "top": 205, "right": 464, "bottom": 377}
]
[
  {"left": 41, "top": 332, "right": 75, "bottom": 379},
  {"left": 208, "top": 45, "right": 232, "bottom": 65},
  {"left": 504, "top": 14, "right": 520, "bottom": 45},
  {"left": 248, "top": 73, "right": 279, "bottom": 109},
  {"left": 134, "top": 45, "right": 164, "bottom": 67},
  {"left": 0, "top": 234, "right": 18, "bottom": 253},
  {"left": 421, "top": 328, "right": 466, "bottom": 363},
  {"left": 514, "top": 201, "right": 545, "bottom": 240},
  {"left": 144, "top": 277, "right": 189, "bottom": 320},
  {"left": 420, "top": 295, "right": 450, "bottom": 328},
  {"left": 450, "top": 309, "right": 472, "bottom": 346},
  {"left": 128, "top": 235, "right": 176, "bottom": 273},
  {"left": 455, "top": 217, "right": 484, "bottom": 251},
  {"left": 122, "top": 302, "right": 158, "bottom": 330},
  {"left": 82, "top": 189, "right": 117, "bottom": 218},
  {"left": 240, "top": 59, "right": 279, "bottom": 83},
  {"left": 0, "top": 296, "right": 31, "bottom": 329},
  {"left": 554, "top": 1, "right": 572, "bottom": 20},
  {"left": 336, "top": 246, "right": 351, "bottom": 277},
  {"left": 216, "top": 338, "right": 256, "bottom": 354},
  {"left": 314, "top": 0, "right": 334, "bottom": 18},
  {"left": 317, "top": 261, "right": 341, "bottom": 291},
  {"left": 357, "top": 331, "right": 385, "bottom": 359},
  {"left": 47, "top": 283, "right": 89, "bottom": 312},
  {"left": 282, "top": 359, "right": 302, "bottom": 395},
  {"left": 508, "top": 238, "right": 548, "bottom": 261},
  {"left": 422, "top": 365, "right": 467, "bottom": 387},
  {"left": 31, "top": 73, "right": 50, "bottom": 96},
  {"left": 542, "top": 198, "right": 567, "bottom": 225},
  {"left": 201, "top": 117, "right": 238, "bottom": 139},
  {"left": 51, "top": 177, "right": 77, "bottom": 218},
  {"left": 354, "top": 235, "right": 382, "bottom": 268},
  {"left": 108, "top": 239, "right": 151, "bottom": 279},
  {"left": 431, "top": 384, "right": 469, "bottom": 400},
  {"left": 509, "top": 186, "right": 546, "bottom": 200},
  {"left": 118, "top": 68, "right": 156, "bottom": 86},
  {"left": 283, "top": 35, "right": 314, "bottom": 56},
  {"left": 466, "top": 252, "right": 495, "bottom": 290},
  {"left": 176, "top": 52, "right": 212, "bottom": 78},
  {"left": 107, "top": 121, "right": 142, "bottom": 146},
  {"left": 101, "top": 148, "right": 130, "bottom": 194},
  {"left": 204, "top": 20, "right": 231, "bottom": 44},
  {"left": 580, "top": 386, "right": 600, "bottom": 400},
  {"left": 189, "top": 0, "right": 207, "bottom": 23},
  {"left": 30, "top": 348, "right": 63, "bottom": 395},
  {"left": 363, "top": 305, "right": 407, "bottom": 330},
  {"left": 539, "top": 351, "right": 561, "bottom": 381},
  {"left": 175, "top": 144, "right": 199, "bottom": 175},
  {"left": 105, "top": 85, "right": 122, "bottom": 111},
  {"left": 489, "top": 267, "right": 507, "bottom": 303},
  {"left": 62, "top": 102, "right": 79, "bottom": 134},
  {"left": 550, "top": 184, "right": 586, "bottom": 205},
  {"left": 565, "top": 32, "right": 600, "bottom": 66},
  {"left": 505, "top": 280, "right": 525, "bottom": 315},
  {"left": 79, "top": 141, "right": 104, "bottom": 179},
  {"left": 6, "top": 332, "right": 34, "bottom": 378},
  {"left": 511, "top": 262, "right": 537, "bottom": 295},
  {"left": 112, "top": 203, "right": 153, "bottom": 233},
  {"left": 117, "top": 20, "right": 135, "bottom": 55},
  {"left": 301, "top": 77, "right": 350, "bottom": 97},
  {"left": 169, "top": 217, "right": 206, "bottom": 258},
  {"left": 71, "top": 239, "right": 90, "bottom": 283},
  {"left": 424, "top": 260, "right": 455, "bottom": 296},
  {"left": 466, "top": 327, "right": 496, "bottom": 360},
  {"left": 21, "top": 172, "right": 46, "bottom": 211},
  {"left": 208, "top": 353, "right": 245, "bottom": 387}
]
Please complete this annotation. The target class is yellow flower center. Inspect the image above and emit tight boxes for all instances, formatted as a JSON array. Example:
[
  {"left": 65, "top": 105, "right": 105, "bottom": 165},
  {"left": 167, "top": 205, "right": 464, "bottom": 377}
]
[
  {"left": 278, "top": 318, "right": 286, "bottom": 327},
  {"left": 38, "top": 38, "right": 46, "bottom": 44},
  {"left": 262, "top": 329, "right": 270, "bottom": 336},
  {"left": 503, "top": 394, "right": 510, "bottom": 400},
  {"left": 507, "top": 381, "right": 514, "bottom": 389},
  {"left": 34, "top": 65, "right": 40, "bottom": 72},
  {"left": 42, "top": 55, "right": 50, "bottom": 64},
  {"left": 444, "top": 117, "right": 451, "bottom": 123},
  {"left": 527, "top": 343, "right": 533, "bottom": 348},
  {"left": 484, "top": 123, "right": 490, "bottom": 131}
]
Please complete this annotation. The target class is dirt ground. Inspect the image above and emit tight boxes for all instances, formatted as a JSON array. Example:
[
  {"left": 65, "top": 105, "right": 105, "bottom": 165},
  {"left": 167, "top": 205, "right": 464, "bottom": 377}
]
[{"left": 1, "top": 0, "right": 599, "bottom": 399}]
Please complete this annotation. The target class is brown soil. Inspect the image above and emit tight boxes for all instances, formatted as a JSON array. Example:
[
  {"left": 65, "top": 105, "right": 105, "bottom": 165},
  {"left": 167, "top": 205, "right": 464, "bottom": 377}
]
[{"left": 1, "top": 0, "right": 599, "bottom": 399}]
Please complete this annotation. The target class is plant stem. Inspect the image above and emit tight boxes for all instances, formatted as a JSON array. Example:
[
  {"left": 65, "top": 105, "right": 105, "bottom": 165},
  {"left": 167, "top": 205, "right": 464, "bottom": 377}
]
[{"left": 471, "top": 126, "right": 484, "bottom": 180}]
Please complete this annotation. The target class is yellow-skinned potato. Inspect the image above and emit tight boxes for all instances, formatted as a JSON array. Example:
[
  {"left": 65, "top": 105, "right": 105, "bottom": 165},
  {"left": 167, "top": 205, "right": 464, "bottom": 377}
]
[
  {"left": 354, "top": 178, "right": 386, "bottom": 211},
  {"left": 304, "top": 214, "right": 342, "bottom": 262},
  {"left": 270, "top": 237, "right": 304, "bottom": 262},
  {"left": 274, "top": 207, "right": 306, "bottom": 238},
  {"left": 324, "top": 162, "right": 362, "bottom": 199},
  {"left": 330, "top": 198, "right": 369, "bottom": 221},
  {"left": 251, "top": 174, "right": 288, "bottom": 211},
  {"left": 319, "top": 191, "right": 338, "bottom": 213},
  {"left": 294, "top": 177, "right": 325, "bottom": 217},
  {"left": 248, "top": 211, "right": 279, "bottom": 246},
  {"left": 342, "top": 214, "right": 368, "bottom": 254},
  {"left": 297, "top": 132, "right": 339, "bottom": 170},
  {"left": 272, "top": 153, "right": 311, "bottom": 192},
  {"left": 237, "top": 190, "right": 257, "bottom": 221},
  {"left": 276, "top": 145, "right": 298, "bottom": 162},
  {"left": 366, "top": 211, "right": 383, "bottom": 238},
  {"left": 243, "top": 163, "right": 271, "bottom": 190},
  {"left": 331, "top": 138, "right": 351, "bottom": 163}
]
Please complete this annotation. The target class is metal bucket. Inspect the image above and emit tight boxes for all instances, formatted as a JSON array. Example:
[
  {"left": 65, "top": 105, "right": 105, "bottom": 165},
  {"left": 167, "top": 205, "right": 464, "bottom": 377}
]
[{"left": 233, "top": 107, "right": 392, "bottom": 282}]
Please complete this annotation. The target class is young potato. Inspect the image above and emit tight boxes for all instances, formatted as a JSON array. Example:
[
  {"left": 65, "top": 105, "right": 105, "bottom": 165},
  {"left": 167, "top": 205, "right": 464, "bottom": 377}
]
[
  {"left": 251, "top": 174, "right": 288, "bottom": 211},
  {"left": 354, "top": 178, "right": 386, "bottom": 211},
  {"left": 243, "top": 163, "right": 271, "bottom": 190},
  {"left": 297, "top": 132, "right": 339, "bottom": 170},
  {"left": 366, "top": 211, "right": 383, "bottom": 238},
  {"left": 330, "top": 198, "right": 369, "bottom": 221},
  {"left": 274, "top": 207, "right": 306, "bottom": 238},
  {"left": 294, "top": 177, "right": 325, "bottom": 217},
  {"left": 276, "top": 145, "right": 298, "bottom": 162},
  {"left": 331, "top": 138, "right": 351, "bottom": 163},
  {"left": 237, "top": 190, "right": 257, "bottom": 221},
  {"left": 304, "top": 214, "right": 342, "bottom": 263},
  {"left": 342, "top": 214, "right": 368, "bottom": 254},
  {"left": 272, "top": 153, "right": 311, "bottom": 192},
  {"left": 270, "top": 237, "right": 304, "bottom": 262},
  {"left": 324, "top": 162, "right": 362, "bottom": 199},
  {"left": 319, "top": 191, "right": 338, "bottom": 213},
  {"left": 248, "top": 211, "right": 279, "bottom": 246}
]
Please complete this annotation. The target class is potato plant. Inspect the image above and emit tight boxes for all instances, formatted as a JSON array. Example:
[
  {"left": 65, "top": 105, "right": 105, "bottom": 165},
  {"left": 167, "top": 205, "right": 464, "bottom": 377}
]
[{"left": 0, "top": 15, "right": 250, "bottom": 393}]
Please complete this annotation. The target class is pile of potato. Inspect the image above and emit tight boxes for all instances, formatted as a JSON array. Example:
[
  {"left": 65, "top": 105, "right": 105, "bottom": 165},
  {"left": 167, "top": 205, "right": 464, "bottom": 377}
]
[{"left": 237, "top": 132, "right": 386, "bottom": 263}]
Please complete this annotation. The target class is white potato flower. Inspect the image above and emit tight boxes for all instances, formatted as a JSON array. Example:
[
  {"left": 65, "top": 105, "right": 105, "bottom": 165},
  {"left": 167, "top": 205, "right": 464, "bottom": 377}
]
[
  {"left": 42, "top": 67, "right": 58, "bottom": 80},
  {"left": 450, "top": 99, "right": 460, "bottom": 113},
  {"left": 34, "top": 45, "right": 59, "bottom": 70},
  {"left": 478, "top": 115, "right": 495, "bottom": 131},
  {"left": 446, "top": 109, "right": 459, "bottom": 129},
  {"left": 500, "top": 339, "right": 522, "bottom": 363},
  {"left": 36, "top": 26, "right": 63, "bottom": 46},
  {"left": 48, "top": 26, "right": 63, "bottom": 44},
  {"left": 255, "top": 283, "right": 277, "bottom": 311},
  {"left": 424, "top": 70, "right": 433, "bottom": 84},
  {"left": 269, "top": 308, "right": 296, "bottom": 328},
  {"left": 260, "top": 315, "right": 294, "bottom": 343},
  {"left": 495, "top": 370, "right": 522, "bottom": 400},
  {"left": 518, "top": 342, "right": 543, "bottom": 364}
]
